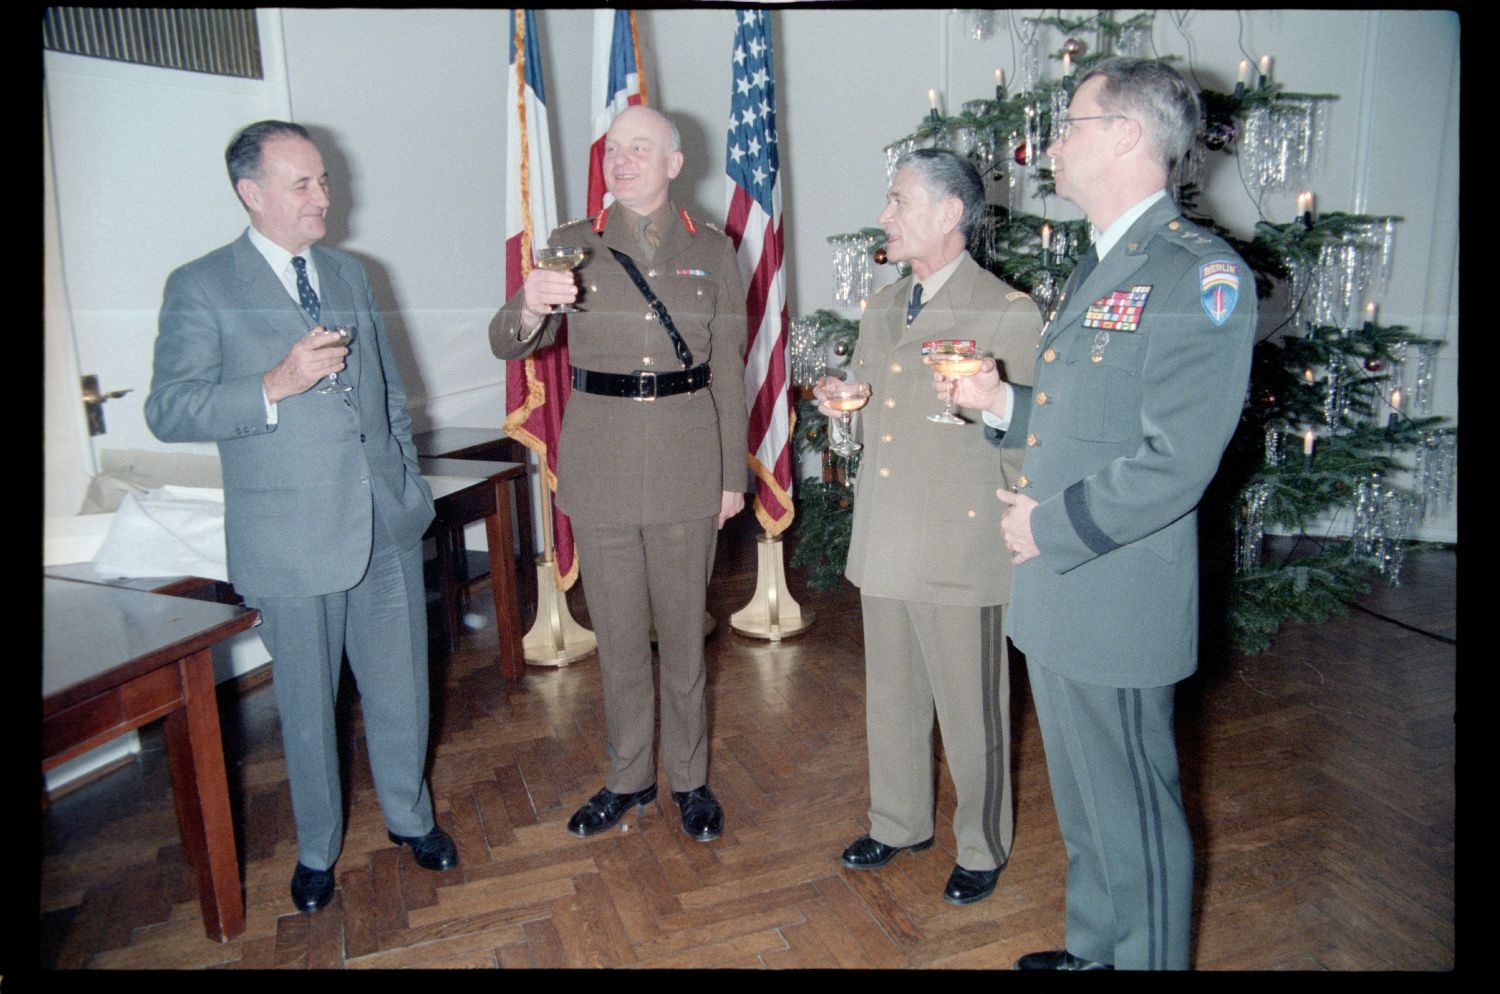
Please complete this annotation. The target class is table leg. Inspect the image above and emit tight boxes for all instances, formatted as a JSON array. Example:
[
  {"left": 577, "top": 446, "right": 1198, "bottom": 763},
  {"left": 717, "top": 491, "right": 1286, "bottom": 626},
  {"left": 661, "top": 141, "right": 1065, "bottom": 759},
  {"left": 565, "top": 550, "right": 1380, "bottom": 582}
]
[
  {"left": 162, "top": 647, "right": 245, "bottom": 941},
  {"left": 487, "top": 479, "right": 525, "bottom": 680}
]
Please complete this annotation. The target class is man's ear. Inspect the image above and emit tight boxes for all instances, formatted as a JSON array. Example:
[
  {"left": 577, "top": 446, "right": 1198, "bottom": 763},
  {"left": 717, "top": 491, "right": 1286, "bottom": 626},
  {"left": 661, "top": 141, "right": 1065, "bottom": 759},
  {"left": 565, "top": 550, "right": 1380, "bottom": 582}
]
[{"left": 235, "top": 177, "right": 261, "bottom": 213}]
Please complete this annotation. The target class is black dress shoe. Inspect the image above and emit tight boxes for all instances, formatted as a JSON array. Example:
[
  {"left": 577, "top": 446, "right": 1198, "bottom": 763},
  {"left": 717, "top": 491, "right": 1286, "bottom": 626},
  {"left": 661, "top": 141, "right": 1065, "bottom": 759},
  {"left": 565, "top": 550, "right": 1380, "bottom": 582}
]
[
  {"left": 839, "top": 835, "right": 935, "bottom": 869},
  {"left": 388, "top": 825, "right": 459, "bottom": 871},
  {"left": 1014, "top": 949, "right": 1114, "bottom": 971},
  {"left": 568, "top": 784, "right": 658, "bottom": 837},
  {"left": 290, "top": 862, "right": 335, "bottom": 913},
  {"left": 672, "top": 785, "right": 724, "bottom": 841},
  {"left": 943, "top": 863, "right": 1002, "bottom": 906}
]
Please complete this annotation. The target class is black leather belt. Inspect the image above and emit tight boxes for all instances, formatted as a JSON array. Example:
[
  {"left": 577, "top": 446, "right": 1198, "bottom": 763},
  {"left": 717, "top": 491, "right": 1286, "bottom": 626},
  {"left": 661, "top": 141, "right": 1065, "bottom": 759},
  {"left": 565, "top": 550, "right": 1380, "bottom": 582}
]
[{"left": 571, "top": 364, "right": 711, "bottom": 401}]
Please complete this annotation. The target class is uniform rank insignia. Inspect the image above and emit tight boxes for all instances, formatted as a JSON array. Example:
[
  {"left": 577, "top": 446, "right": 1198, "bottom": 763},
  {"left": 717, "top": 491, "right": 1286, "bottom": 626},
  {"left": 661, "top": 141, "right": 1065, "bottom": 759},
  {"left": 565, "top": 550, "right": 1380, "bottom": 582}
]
[
  {"left": 1200, "top": 260, "right": 1241, "bottom": 326},
  {"left": 1083, "top": 285, "right": 1151, "bottom": 331}
]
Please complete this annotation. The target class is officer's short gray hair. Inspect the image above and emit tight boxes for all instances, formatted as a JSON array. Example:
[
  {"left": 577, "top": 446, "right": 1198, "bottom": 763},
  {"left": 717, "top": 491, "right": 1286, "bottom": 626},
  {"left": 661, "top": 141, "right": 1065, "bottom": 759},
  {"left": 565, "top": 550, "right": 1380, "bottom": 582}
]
[
  {"left": 894, "top": 148, "right": 987, "bottom": 240},
  {"left": 1078, "top": 57, "right": 1200, "bottom": 172}
]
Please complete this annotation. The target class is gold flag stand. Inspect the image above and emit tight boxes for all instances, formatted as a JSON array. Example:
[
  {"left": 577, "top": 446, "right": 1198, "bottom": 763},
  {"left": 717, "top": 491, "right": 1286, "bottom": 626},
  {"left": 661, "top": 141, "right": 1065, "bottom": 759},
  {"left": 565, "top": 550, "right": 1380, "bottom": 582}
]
[
  {"left": 521, "top": 463, "right": 596, "bottom": 666},
  {"left": 729, "top": 531, "right": 813, "bottom": 641}
]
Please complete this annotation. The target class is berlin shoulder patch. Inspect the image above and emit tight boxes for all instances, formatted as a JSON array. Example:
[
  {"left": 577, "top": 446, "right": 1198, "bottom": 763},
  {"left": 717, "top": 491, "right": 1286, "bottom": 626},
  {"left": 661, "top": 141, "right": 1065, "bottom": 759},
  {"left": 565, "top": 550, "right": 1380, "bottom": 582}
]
[{"left": 1200, "top": 260, "right": 1240, "bottom": 326}]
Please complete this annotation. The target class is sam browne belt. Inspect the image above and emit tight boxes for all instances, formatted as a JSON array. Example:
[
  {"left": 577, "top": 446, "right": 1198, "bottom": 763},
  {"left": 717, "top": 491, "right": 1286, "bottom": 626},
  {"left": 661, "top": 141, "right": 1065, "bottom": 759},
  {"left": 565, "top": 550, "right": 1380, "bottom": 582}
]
[{"left": 571, "top": 364, "right": 712, "bottom": 401}]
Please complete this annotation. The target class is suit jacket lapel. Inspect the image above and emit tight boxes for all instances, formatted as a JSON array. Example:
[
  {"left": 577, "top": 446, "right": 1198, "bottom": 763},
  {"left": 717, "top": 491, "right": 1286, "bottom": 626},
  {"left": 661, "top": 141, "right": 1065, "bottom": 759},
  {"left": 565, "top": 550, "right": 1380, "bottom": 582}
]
[
  {"left": 311, "top": 245, "right": 361, "bottom": 387},
  {"left": 231, "top": 234, "right": 314, "bottom": 343}
]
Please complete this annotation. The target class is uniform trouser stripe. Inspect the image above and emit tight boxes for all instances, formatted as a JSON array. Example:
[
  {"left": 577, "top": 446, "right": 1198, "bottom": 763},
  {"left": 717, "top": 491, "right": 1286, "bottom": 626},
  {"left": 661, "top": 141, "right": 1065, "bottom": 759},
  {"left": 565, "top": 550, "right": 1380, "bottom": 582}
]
[
  {"left": 979, "top": 605, "right": 1011, "bottom": 865},
  {"left": 1120, "top": 688, "right": 1166, "bottom": 970}
]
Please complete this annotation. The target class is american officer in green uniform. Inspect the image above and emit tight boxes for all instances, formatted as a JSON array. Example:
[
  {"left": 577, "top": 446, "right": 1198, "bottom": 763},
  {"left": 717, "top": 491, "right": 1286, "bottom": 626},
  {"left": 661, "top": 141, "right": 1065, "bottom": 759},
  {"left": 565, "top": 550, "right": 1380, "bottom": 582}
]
[
  {"left": 946, "top": 59, "right": 1257, "bottom": 969},
  {"left": 817, "top": 149, "right": 1040, "bottom": 906},
  {"left": 490, "top": 106, "right": 747, "bottom": 843}
]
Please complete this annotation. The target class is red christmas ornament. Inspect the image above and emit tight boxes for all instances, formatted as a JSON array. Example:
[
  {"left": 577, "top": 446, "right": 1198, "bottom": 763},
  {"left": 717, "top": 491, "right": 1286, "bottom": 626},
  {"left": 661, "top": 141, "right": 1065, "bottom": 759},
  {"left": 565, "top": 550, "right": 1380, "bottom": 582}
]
[
  {"left": 1364, "top": 357, "right": 1385, "bottom": 372},
  {"left": 1063, "top": 37, "right": 1087, "bottom": 57},
  {"left": 1013, "top": 141, "right": 1033, "bottom": 166},
  {"left": 873, "top": 247, "right": 889, "bottom": 265}
]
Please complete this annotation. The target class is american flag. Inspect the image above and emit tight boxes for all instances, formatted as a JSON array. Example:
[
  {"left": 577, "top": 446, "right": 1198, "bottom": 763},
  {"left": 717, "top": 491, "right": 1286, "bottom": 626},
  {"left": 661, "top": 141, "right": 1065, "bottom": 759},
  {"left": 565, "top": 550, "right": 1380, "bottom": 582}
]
[
  {"left": 501, "top": 8, "right": 578, "bottom": 590},
  {"left": 588, "top": 9, "right": 647, "bottom": 215},
  {"left": 723, "top": 9, "right": 793, "bottom": 535}
]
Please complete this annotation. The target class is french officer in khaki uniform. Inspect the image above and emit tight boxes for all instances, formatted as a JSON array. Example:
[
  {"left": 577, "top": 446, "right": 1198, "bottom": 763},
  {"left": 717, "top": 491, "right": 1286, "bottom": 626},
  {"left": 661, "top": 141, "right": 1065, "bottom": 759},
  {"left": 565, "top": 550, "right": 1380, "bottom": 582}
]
[
  {"left": 951, "top": 59, "right": 1257, "bottom": 970},
  {"left": 490, "top": 106, "right": 747, "bottom": 843},
  {"left": 817, "top": 149, "right": 1040, "bottom": 906}
]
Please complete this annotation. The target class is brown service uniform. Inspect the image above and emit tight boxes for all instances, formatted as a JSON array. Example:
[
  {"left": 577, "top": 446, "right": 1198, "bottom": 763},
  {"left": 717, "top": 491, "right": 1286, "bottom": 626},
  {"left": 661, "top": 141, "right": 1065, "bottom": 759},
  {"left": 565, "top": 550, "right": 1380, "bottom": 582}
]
[
  {"left": 491, "top": 203, "right": 747, "bottom": 795},
  {"left": 844, "top": 254, "right": 1039, "bottom": 871}
]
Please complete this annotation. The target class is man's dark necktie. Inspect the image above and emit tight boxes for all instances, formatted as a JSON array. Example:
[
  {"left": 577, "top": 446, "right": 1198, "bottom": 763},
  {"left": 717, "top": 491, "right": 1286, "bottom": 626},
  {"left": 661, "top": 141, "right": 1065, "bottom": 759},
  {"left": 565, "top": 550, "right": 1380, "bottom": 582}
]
[
  {"left": 292, "top": 255, "right": 320, "bottom": 324},
  {"left": 906, "top": 283, "right": 925, "bottom": 326}
]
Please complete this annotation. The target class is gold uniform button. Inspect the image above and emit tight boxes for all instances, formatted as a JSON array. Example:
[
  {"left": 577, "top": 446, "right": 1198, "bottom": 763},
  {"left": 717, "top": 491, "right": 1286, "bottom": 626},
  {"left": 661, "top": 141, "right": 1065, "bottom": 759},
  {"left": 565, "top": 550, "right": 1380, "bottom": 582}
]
[
  {"left": 1027, "top": 433, "right": 1038, "bottom": 447},
  {"left": 588, "top": 283, "right": 599, "bottom": 292},
  {"left": 1036, "top": 392, "right": 1049, "bottom": 405},
  {"left": 647, "top": 268, "right": 659, "bottom": 278},
  {"left": 645, "top": 312, "right": 656, "bottom": 321},
  {"left": 1017, "top": 474, "right": 1030, "bottom": 488},
  {"left": 890, "top": 362, "right": 902, "bottom": 373},
  {"left": 967, "top": 509, "right": 977, "bottom": 519},
  {"left": 696, "top": 287, "right": 705, "bottom": 297},
  {"left": 1043, "top": 348, "right": 1057, "bottom": 362},
  {"left": 879, "top": 467, "right": 891, "bottom": 478},
  {"left": 1091, "top": 354, "right": 1103, "bottom": 363},
  {"left": 884, "top": 398, "right": 896, "bottom": 409},
  {"left": 881, "top": 433, "right": 894, "bottom": 443},
  {"left": 1168, "top": 220, "right": 1181, "bottom": 231},
  {"left": 642, "top": 356, "right": 654, "bottom": 366}
]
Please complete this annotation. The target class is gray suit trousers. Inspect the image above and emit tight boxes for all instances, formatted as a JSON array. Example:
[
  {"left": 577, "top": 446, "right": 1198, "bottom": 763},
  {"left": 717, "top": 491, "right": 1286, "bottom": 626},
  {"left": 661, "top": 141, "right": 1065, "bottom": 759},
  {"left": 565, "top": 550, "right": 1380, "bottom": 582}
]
[
  {"left": 1027, "top": 661, "right": 1192, "bottom": 969},
  {"left": 572, "top": 514, "right": 718, "bottom": 794},
  {"left": 861, "top": 596, "right": 1012, "bottom": 871},
  {"left": 251, "top": 505, "right": 435, "bottom": 870}
]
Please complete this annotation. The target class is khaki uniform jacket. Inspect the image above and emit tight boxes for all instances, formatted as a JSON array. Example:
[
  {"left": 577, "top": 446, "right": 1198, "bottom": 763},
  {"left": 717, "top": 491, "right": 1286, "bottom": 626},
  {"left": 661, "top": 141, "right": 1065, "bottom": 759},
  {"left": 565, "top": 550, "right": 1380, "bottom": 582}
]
[
  {"left": 845, "top": 254, "right": 1040, "bottom": 607},
  {"left": 491, "top": 205, "right": 748, "bottom": 525}
]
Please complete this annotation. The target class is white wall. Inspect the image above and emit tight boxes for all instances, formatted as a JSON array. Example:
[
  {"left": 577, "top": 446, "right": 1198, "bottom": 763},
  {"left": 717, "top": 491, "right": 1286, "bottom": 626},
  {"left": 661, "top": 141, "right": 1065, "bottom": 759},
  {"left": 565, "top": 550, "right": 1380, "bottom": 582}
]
[{"left": 44, "top": 8, "right": 1458, "bottom": 540}]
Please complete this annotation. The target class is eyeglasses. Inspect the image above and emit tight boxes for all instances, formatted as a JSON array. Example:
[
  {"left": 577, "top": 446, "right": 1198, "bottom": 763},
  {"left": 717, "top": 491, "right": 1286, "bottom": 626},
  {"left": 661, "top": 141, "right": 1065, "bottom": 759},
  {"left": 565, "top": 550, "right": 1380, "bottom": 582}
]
[{"left": 1054, "top": 114, "right": 1127, "bottom": 140}]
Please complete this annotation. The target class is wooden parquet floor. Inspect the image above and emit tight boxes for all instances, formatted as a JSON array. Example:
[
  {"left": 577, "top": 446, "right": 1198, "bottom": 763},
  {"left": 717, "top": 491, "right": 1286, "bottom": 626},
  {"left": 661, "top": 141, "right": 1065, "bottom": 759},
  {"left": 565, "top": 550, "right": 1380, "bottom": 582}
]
[{"left": 36, "top": 518, "right": 1456, "bottom": 971}]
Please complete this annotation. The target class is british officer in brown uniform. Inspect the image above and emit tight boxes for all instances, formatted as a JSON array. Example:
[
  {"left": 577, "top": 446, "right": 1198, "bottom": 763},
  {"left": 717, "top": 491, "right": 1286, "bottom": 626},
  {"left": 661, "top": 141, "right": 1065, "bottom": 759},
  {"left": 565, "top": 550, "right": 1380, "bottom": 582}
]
[
  {"left": 491, "top": 106, "right": 747, "bottom": 842},
  {"left": 818, "top": 149, "right": 1040, "bottom": 905}
]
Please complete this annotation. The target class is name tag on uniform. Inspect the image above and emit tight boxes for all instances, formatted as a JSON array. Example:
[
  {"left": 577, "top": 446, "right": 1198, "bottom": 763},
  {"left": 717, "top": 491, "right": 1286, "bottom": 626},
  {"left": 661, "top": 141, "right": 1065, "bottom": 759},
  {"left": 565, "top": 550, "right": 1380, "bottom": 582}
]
[{"left": 1083, "top": 285, "right": 1151, "bottom": 332}]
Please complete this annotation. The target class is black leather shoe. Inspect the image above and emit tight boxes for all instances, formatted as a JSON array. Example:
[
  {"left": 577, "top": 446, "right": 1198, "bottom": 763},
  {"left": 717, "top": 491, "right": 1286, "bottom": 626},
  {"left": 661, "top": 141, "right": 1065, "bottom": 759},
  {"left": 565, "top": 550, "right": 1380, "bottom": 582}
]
[
  {"left": 839, "top": 835, "right": 935, "bottom": 869},
  {"left": 1014, "top": 949, "right": 1114, "bottom": 971},
  {"left": 672, "top": 785, "right": 724, "bottom": 841},
  {"left": 943, "top": 863, "right": 1002, "bottom": 905},
  {"left": 568, "top": 784, "right": 658, "bottom": 837},
  {"left": 290, "top": 862, "right": 335, "bottom": 913},
  {"left": 388, "top": 825, "right": 459, "bottom": 871}
]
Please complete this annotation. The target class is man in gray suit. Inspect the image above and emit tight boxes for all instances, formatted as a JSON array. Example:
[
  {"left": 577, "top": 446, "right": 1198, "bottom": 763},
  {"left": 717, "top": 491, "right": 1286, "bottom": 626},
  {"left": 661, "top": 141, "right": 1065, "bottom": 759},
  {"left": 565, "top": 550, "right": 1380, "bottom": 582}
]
[
  {"left": 147, "top": 121, "right": 456, "bottom": 915},
  {"left": 491, "top": 106, "right": 746, "bottom": 843},
  {"left": 818, "top": 149, "right": 1040, "bottom": 906},
  {"left": 951, "top": 59, "right": 1256, "bottom": 969}
]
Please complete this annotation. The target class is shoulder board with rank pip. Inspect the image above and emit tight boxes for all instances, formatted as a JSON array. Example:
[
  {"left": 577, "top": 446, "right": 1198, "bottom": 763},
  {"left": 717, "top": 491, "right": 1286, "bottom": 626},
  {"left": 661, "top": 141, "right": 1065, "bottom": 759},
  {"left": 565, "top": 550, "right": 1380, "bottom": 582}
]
[
  {"left": 591, "top": 208, "right": 611, "bottom": 234},
  {"left": 558, "top": 215, "right": 592, "bottom": 232}
]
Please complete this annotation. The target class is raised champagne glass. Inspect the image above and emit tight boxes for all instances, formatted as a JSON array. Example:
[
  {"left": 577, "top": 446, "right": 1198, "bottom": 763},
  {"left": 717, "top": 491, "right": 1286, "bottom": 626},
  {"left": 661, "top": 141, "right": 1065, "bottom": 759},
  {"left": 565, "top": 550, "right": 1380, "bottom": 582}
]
[
  {"left": 924, "top": 339, "right": 981, "bottom": 424},
  {"left": 314, "top": 324, "right": 355, "bottom": 394},
  {"left": 535, "top": 245, "right": 589, "bottom": 313},
  {"left": 822, "top": 373, "right": 872, "bottom": 458}
]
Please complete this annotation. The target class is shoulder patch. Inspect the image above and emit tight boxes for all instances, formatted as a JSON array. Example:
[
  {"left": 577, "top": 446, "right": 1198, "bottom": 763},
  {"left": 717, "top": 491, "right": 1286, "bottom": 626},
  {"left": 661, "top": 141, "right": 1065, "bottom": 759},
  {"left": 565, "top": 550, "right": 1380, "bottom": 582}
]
[{"left": 1200, "top": 260, "right": 1241, "bottom": 326}]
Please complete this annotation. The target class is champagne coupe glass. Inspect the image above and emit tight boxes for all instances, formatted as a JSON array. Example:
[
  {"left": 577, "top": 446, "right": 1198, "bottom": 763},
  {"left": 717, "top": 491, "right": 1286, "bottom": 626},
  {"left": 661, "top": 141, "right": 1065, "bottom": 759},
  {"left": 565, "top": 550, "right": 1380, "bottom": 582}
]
[
  {"left": 314, "top": 324, "right": 355, "bottom": 394},
  {"left": 823, "top": 372, "right": 872, "bottom": 458},
  {"left": 534, "top": 245, "right": 590, "bottom": 313},
  {"left": 925, "top": 339, "right": 981, "bottom": 425}
]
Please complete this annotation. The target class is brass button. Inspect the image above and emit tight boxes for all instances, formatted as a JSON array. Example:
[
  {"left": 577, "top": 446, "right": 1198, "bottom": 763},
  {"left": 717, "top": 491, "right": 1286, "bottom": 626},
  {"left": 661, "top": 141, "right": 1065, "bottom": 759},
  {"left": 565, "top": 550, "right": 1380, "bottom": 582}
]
[
  {"left": 696, "top": 287, "right": 704, "bottom": 297},
  {"left": 890, "top": 362, "right": 902, "bottom": 373},
  {"left": 589, "top": 283, "right": 599, "bottom": 292},
  {"left": 881, "top": 433, "right": 894, "bottom": 443},
  {"left": 647, "top": 268, "right": 659, "bottom": 278},
  {"left": 1091, "top": 354, "right": 1103, "bottom": 363},
  {"left": 884, "top": 398, "right": 896, "bottom": 408},
  {"left": 1168, "top": 220, "right": 1181, "bottom": 230},
  {"left": 879, "top": 467, "right": 890, "bottom": 478},
  {"left": 1036, "top": 392, "right": 1049, "bottom": 405},
  {"left": 967, "top": 509, "right": 977, "bottom": 519},
  {"left": 1017, "top": 474, "right": 1030, "bottom": 488},
  {"left": 1027, "top": 433, "right": 1038, "bottom": 447},
  {"left": 1043, "top": 348, "right": 1057, "bottom": 362},
  {"left": 645, "top": 312, "right": 656, "bottom": 322},
  {"left": 642, "top": 356, "right": 654, "bottom": 366}
]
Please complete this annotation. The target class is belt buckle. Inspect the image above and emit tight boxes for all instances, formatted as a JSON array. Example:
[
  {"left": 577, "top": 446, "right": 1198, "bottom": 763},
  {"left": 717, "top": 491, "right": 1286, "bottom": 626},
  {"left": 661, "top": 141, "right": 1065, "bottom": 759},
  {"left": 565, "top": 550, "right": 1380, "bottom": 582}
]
[{"left": 632, "top": 369, "right": 657, "bottom": 402}]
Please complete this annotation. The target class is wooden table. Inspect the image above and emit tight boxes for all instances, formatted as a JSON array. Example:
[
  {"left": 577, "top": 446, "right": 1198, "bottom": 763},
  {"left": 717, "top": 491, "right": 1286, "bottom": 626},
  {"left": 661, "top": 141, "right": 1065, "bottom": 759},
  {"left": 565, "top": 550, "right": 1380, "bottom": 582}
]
[
  {"left": 422, "top": 457, "right": 526, "bottom": 680},
  {"left": 42, "top": 577, "right": 260, "bottom": 942},
  {"left": 414, "top": 427, "right": 534, "bottom": 570}
]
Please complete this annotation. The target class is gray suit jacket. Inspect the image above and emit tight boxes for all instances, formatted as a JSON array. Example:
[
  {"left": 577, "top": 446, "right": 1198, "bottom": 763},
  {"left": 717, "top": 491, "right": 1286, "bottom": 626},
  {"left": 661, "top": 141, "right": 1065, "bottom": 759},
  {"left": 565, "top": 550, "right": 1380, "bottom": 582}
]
[
  {"left": 490, "top": 205, "right": 747, "bottom": 526},
  {"left": 999, "top": 198, "right": 1257, "bottom": 685},
  {"left": 146, "top": 232, "right": 434, "bottom": 598},
  {"left": 845, "top": 254, "right": 1040, "bottom": 607}
]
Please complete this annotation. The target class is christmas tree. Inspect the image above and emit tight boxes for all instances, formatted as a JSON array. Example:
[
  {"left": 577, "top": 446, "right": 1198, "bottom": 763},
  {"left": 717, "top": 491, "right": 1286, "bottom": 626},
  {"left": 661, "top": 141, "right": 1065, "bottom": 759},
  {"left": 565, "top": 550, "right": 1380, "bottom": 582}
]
[{"left": 788, "top": 10, "right": 1456, "bottom": 652}]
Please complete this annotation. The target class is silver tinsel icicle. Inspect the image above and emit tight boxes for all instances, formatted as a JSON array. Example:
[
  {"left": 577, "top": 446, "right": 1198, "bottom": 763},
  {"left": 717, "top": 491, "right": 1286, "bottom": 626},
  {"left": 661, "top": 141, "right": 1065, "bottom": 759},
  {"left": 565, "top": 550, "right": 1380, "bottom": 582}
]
[
  {"left": 828, "top": 232, "right": 880, "bottom": 306},
  {"left": 1240, "top": 95, "right": 1331, "bottom": 192},
  {"left": 1289, "top": 218, "right": 1399, "bottom": 330}
]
